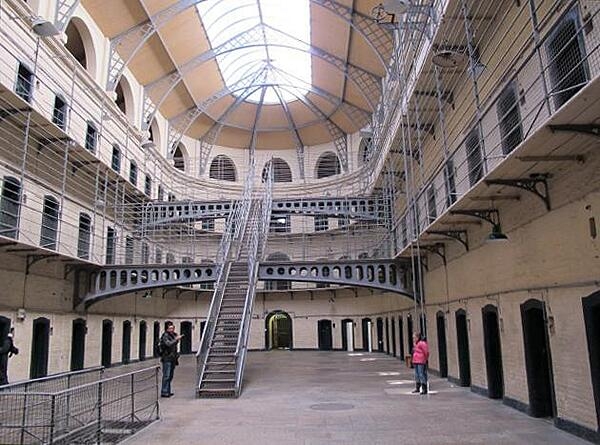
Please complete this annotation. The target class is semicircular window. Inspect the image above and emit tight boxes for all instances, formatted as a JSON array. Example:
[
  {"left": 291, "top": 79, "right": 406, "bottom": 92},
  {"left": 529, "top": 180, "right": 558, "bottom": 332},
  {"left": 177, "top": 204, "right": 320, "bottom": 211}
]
[
  {"left": 197, "top": 0, "right": 312, "bottom": 104},
  {"left": 316, "top": 152, "right": 341, "bottom": 179},
  {"left": 209, "top": 155, "right": 237, "bottom": 182},
  {"left": 262, "top": 158, "right": 292, "bottom": 183}
]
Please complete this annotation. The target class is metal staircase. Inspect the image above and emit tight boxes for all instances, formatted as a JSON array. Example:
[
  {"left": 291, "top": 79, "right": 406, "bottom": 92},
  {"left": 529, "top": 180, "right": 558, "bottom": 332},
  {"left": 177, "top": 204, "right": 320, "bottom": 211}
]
[{"left": 196, "top": 167, "right": 272, "bottom": 398}]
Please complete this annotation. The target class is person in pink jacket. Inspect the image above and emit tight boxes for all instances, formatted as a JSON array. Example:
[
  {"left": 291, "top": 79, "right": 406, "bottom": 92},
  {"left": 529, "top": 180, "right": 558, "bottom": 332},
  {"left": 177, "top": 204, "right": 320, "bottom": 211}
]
[{"left": 411, "top": 332, "right": 429, "bottom": 395}]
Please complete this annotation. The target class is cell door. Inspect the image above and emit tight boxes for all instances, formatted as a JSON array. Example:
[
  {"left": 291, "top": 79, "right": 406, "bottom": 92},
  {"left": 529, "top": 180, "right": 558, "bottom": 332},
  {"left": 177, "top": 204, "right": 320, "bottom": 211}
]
[
  {"left": 71, "top": 318, "right": 86, "bottom": 371},
  {"left": 455, "top": 309, "right": 471, "bottom": 387},
  {"left": 341, "top": 319, "right": 354, "bottom": 351},
  {"left": 318, "top": 320, "right": 333, "bottom": 350},
  {"left": 122, "top": 321, "right": 131, "bottom": 364},
  {"left": 180, "top": 321, "right": 193, "bottom": 354},
  {"left": 482, "top": 305, "right": 504, "bottom": 399},
  {"left": 436, "top": 312, "right": 448, "bottom": 378},
  {"left": 391, "top": 318, "right": 396, "bottom": 357},
  {"left": 583, "top": 291, "right": 600, "bottom": 429},
  {"left": 101, "top": 320, "right": 113, "bottom": 367},
  {"left": 138, "top": 321, "right": 147, "bottom": 361},
  {"left": 361, "top": 318, "right": 371, "bottom": 351},
  {"left": 376, "top": 318, "right": 384, "bottom": 352},
  {"left": 521, "top": 299, "right": 555, "bottom": 417},
  {"left": 30, "top": 317, "right": 50, "bottom": 379}
]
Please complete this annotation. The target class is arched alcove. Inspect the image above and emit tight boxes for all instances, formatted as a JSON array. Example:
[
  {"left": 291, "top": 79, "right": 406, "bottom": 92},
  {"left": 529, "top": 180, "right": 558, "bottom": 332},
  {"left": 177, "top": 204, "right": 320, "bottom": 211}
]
[
  {"left": 265, "top": 311, "right": 293, "bottom": 350},
  {"left": 115, "top": 75, "right": 135, "bottom": 124},
  {"left": 209, "top": 155, "right": 237, "bottom": 182},
  {"left": 148, "top": 118, "right": 162, "bottom": 152},
  {"left": 64, "top": 17, "right": 97, "bottom": 79},
  {"left": 173, "top": 143, "right": 187, "bottom": 172},
  {"left": 315, "top": 152, "right": 341, "bottom": 179}
]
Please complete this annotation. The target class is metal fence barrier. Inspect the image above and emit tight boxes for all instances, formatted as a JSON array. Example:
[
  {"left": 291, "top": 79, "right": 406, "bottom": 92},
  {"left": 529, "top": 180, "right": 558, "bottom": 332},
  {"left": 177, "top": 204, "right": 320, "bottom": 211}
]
[
  {"left": 0, "top": 367, "right": 104, "bottom": 394},
  {"left": 0, "top": 366, "right": 159, "bottom": 444}
]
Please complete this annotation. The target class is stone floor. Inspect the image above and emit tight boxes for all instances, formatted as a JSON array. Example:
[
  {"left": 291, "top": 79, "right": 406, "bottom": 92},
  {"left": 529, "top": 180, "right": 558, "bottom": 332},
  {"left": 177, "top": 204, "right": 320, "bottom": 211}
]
[{"left": 126, "top": 351, "right": 588, "bottom": 445}]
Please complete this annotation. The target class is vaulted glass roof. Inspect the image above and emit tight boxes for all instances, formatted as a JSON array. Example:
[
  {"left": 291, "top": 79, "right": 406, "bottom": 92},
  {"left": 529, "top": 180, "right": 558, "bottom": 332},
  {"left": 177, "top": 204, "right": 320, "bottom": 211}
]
[{"left": 197, "top": 0, "right": 312, "bottom": 104}]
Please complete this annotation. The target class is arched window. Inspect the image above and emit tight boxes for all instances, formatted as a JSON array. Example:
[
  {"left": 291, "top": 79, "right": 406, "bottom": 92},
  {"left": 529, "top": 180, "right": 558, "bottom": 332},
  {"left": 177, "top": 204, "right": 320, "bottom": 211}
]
[
  {"left": 265, "top": 252, "right": 291, "bottom": 290},
  {"left": 64, "top": 17, "right": 97, "bottom": 78},
  {"left": 262, "top": 158, "right": 292, "bottom": 183},
  {"left": 40, "top": 195, "right": 59, "bottom": 250},
  {"left": 173, "top": 143, "right": 186, "bottom": 172},
  {"left": 115, "top": 76, "right": 134, "bottom": 124},
  {"left": 0, "top": 177, "right": 22, "bottom": 239},
  {"left": 77, "top": 213, "right": 91, "bottom": 259},
  {"left": 359, "top": 138, "right": 373, "bottom": 164},
  {"left": 316, "top": 152, "right": 341, "bottom": 179},
  {"left": 209, "top": 155, "right": 237, "bottom": 182}
]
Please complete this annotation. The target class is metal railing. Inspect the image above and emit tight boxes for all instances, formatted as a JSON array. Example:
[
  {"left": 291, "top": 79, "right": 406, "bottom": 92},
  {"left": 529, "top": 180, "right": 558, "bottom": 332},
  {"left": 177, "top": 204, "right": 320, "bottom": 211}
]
[
  {"left": 0, "top": 367, "right": 104, "bottom": 394},
  {"left": 0, "top": 366, "right": 159, "bottom": 444},
  {"left": 393, "top": 0, "right": 600, "bottom": 254}
]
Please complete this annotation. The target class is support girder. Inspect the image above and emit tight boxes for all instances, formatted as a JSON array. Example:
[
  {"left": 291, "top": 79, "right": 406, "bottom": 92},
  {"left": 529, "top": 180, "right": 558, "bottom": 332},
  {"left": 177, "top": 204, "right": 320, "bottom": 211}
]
[
  {"left": 76, "top": 259, "right": 413, "bottom": 310},
  {"left": 106, "top": 0, "right": 392, "bottom": 92},
  {"left": 54, "top": 0, "right": 81, "bottom": 32},
  {"left": 142, "top": 196, "right": 389, "bottom": 228},
  {"left": 271, "top": 86, "right": 306, "bottom": 179},
  {"left": 167, "top": 67, "right": 367, "bottom": 159},
  {"left": 75, "top": 264, "right": 218, "bottom": 310},
  {"left": 259, "top": 259, "right": 411, "bottom": 297},
  {"left": 142, "top": 23, "right": 381, "bottom": 128}
]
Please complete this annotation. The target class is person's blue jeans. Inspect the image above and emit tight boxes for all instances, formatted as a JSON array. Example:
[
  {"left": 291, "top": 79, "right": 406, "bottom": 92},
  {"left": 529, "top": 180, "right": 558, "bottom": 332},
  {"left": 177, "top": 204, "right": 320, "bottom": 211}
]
[
  {"left": 414, "top": 363, "right": 428, "bottom": 384},
  {"left": 161, "top": 361, "right": 175, "bottom": 396}
]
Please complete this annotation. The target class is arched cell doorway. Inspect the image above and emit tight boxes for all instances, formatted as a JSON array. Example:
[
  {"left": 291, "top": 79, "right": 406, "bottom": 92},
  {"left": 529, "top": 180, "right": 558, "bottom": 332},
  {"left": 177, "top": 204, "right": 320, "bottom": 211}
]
[
  {"left": 376, "top": 318, "right": 384, "bottom": 352},
  {"left": 265, "top": 311, "right": 293, "bottom": 350},
  {"left": 391, "top": 317, "right": 397, "bottom": 357},
  {"left": 180, "top": 321, "right": 193, "bottom": 354},
  {"left": 361, "top": 318, "right": 372, "bottom": 352},
  {"left": 455, "top": 309, "right": 471, "bottom": 387},
  {"left": 385, "top": 318, "right": 390, "bottom": 354},
  {"left": 153, "top": 321, "right": 160, "bottom": 358},
  {"left": 30, "top": 317, "right": 50, "bottom": 378},
  {"left": 0, "top": 316, "right": 10, "bottom": 341},
  {"left": 398, "top": 315, "right": 405, "bottom": 361},
  {"left": 101, "top": 319, "right": 113, "bottom": 367},
  {"left": 436, "top": 311, "right": 448, "bottom": 378},
  {"left": 583, "top": 291, "right": 600, "bottom": 428},
  {"left": 521, "top": 299, "right": 555, "bottom": 417},
  {"left": 317, "top": 319, "right": 333, "bottom": 350},
  {"left": 138, "top": 321, "right": 147, "bottom": 361},
  {"left": 71, "top": 318, "right": 86, "bottom": 371},
  {"left": 407, "top": 315, "right": 414, "bottom": 356},
  {"left": 122, "top": 321, "right": 131, "bottom": 364},
  {"left": 482, "top": 305, "right": 504, "bottom": 399},
  {"left": 341, "top": 319, "right": 354, "bottom": 352}
]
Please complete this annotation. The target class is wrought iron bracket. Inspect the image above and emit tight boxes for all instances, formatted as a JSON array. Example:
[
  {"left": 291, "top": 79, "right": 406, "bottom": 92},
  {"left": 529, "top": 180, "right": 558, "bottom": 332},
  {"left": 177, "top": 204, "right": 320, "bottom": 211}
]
[
  {"left": 26, "top": 254, "right": 59, "bottom": 275},
  {"left": 426, "top": 230, "right": 469, "bottom": 252},
  {"left": 485, "top": 174, "right": 551, "bottom": 210},
  {"left": 419, "top": 243, "right": 446, "bottom": 266},
  {"left": 548, "top": 124, "right": 600, "bottom": 137},
  {"left": 450, "top": 208, "right": 499, "bottom": 227}
]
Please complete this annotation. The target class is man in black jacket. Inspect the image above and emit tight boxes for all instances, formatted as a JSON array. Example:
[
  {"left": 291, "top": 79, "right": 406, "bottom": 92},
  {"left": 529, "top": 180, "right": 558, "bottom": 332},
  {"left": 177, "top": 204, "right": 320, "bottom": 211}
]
[
  {"left": 159, "top": 322, "right": 182, "bottom": 397},
  {"left": 0, "top": 327, "right": 19, "bottom": 385}
]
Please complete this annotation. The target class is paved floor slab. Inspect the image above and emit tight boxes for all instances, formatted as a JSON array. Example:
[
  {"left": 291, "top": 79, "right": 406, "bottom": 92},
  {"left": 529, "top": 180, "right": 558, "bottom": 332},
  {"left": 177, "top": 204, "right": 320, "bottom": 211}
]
[{"left": 126, "top": 351, "right": 587, "bottom": 445}]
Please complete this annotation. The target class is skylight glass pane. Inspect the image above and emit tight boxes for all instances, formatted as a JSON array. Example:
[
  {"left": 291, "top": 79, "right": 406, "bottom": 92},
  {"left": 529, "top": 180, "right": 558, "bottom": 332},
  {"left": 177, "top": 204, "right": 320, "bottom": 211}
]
[{"left": 197, "top": 0, "right": 312, "bottom": 104}]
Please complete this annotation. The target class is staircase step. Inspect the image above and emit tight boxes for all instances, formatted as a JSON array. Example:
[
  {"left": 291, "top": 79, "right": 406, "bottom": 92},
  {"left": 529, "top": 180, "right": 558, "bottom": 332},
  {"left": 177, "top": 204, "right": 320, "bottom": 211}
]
[
  {"left": 197, "top": 388, "right": 237, "bottom": 398},
  {"left": 203, "top": 378, "right": 236, "bottom": 383},
  {"left": 204, "top": 369, "right": 236, "bottom": 374}
]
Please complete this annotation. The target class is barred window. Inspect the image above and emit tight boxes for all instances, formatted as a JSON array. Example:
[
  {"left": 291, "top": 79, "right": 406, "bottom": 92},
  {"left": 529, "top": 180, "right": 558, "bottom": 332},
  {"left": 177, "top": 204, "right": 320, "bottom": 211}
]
[
  {"left": 15, "top": 63, "right": 33, "bottom": 103},
  {"left": 497, "top": 82, "right": 523, "bottom": 155},
  {"left": 209, "top": 155, "right": 237, "bottom": 182},
  {"left": 316, "top": 152, "right": 341, "bottom": 179},
  {"left": 0, "top": 177, "right": 21, "bottom": 239},
  {"left": 40, "top": 196, "right": 59, "bottom": 250},
  {"left": 262, "top": 158, "right": 292, "bottom": 182},
  {"left": 77, "top": 213, "right": 91, "bottom": 260},
  {"left": 465, "top": 127, "right": 484, "bottom": 186}
]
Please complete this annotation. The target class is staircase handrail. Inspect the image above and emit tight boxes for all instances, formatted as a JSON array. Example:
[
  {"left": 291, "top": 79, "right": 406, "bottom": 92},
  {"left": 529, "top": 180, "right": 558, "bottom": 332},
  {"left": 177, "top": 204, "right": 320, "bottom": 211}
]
[
  {"left": 234, "top": 167, "right": 273, "bottom": 394},
  {"left": 196, "top": 167, "right": 255, "bottom": 392}
]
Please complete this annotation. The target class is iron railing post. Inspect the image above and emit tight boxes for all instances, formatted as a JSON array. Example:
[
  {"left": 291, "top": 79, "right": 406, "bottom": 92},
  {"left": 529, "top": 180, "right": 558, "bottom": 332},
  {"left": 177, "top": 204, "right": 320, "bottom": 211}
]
[
  {"left": 96, "top": 381, "right": 102, "bottom": 444},
  {"left": 49, "top": 394, "right": 56, "bottom": 444}
]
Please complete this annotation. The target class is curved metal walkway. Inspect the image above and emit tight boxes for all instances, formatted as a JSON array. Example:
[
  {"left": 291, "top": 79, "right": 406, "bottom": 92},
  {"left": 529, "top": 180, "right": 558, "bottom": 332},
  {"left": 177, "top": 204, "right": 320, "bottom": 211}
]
[{"left": 75, "top": 259, "right": 412, "bottom": 310}]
